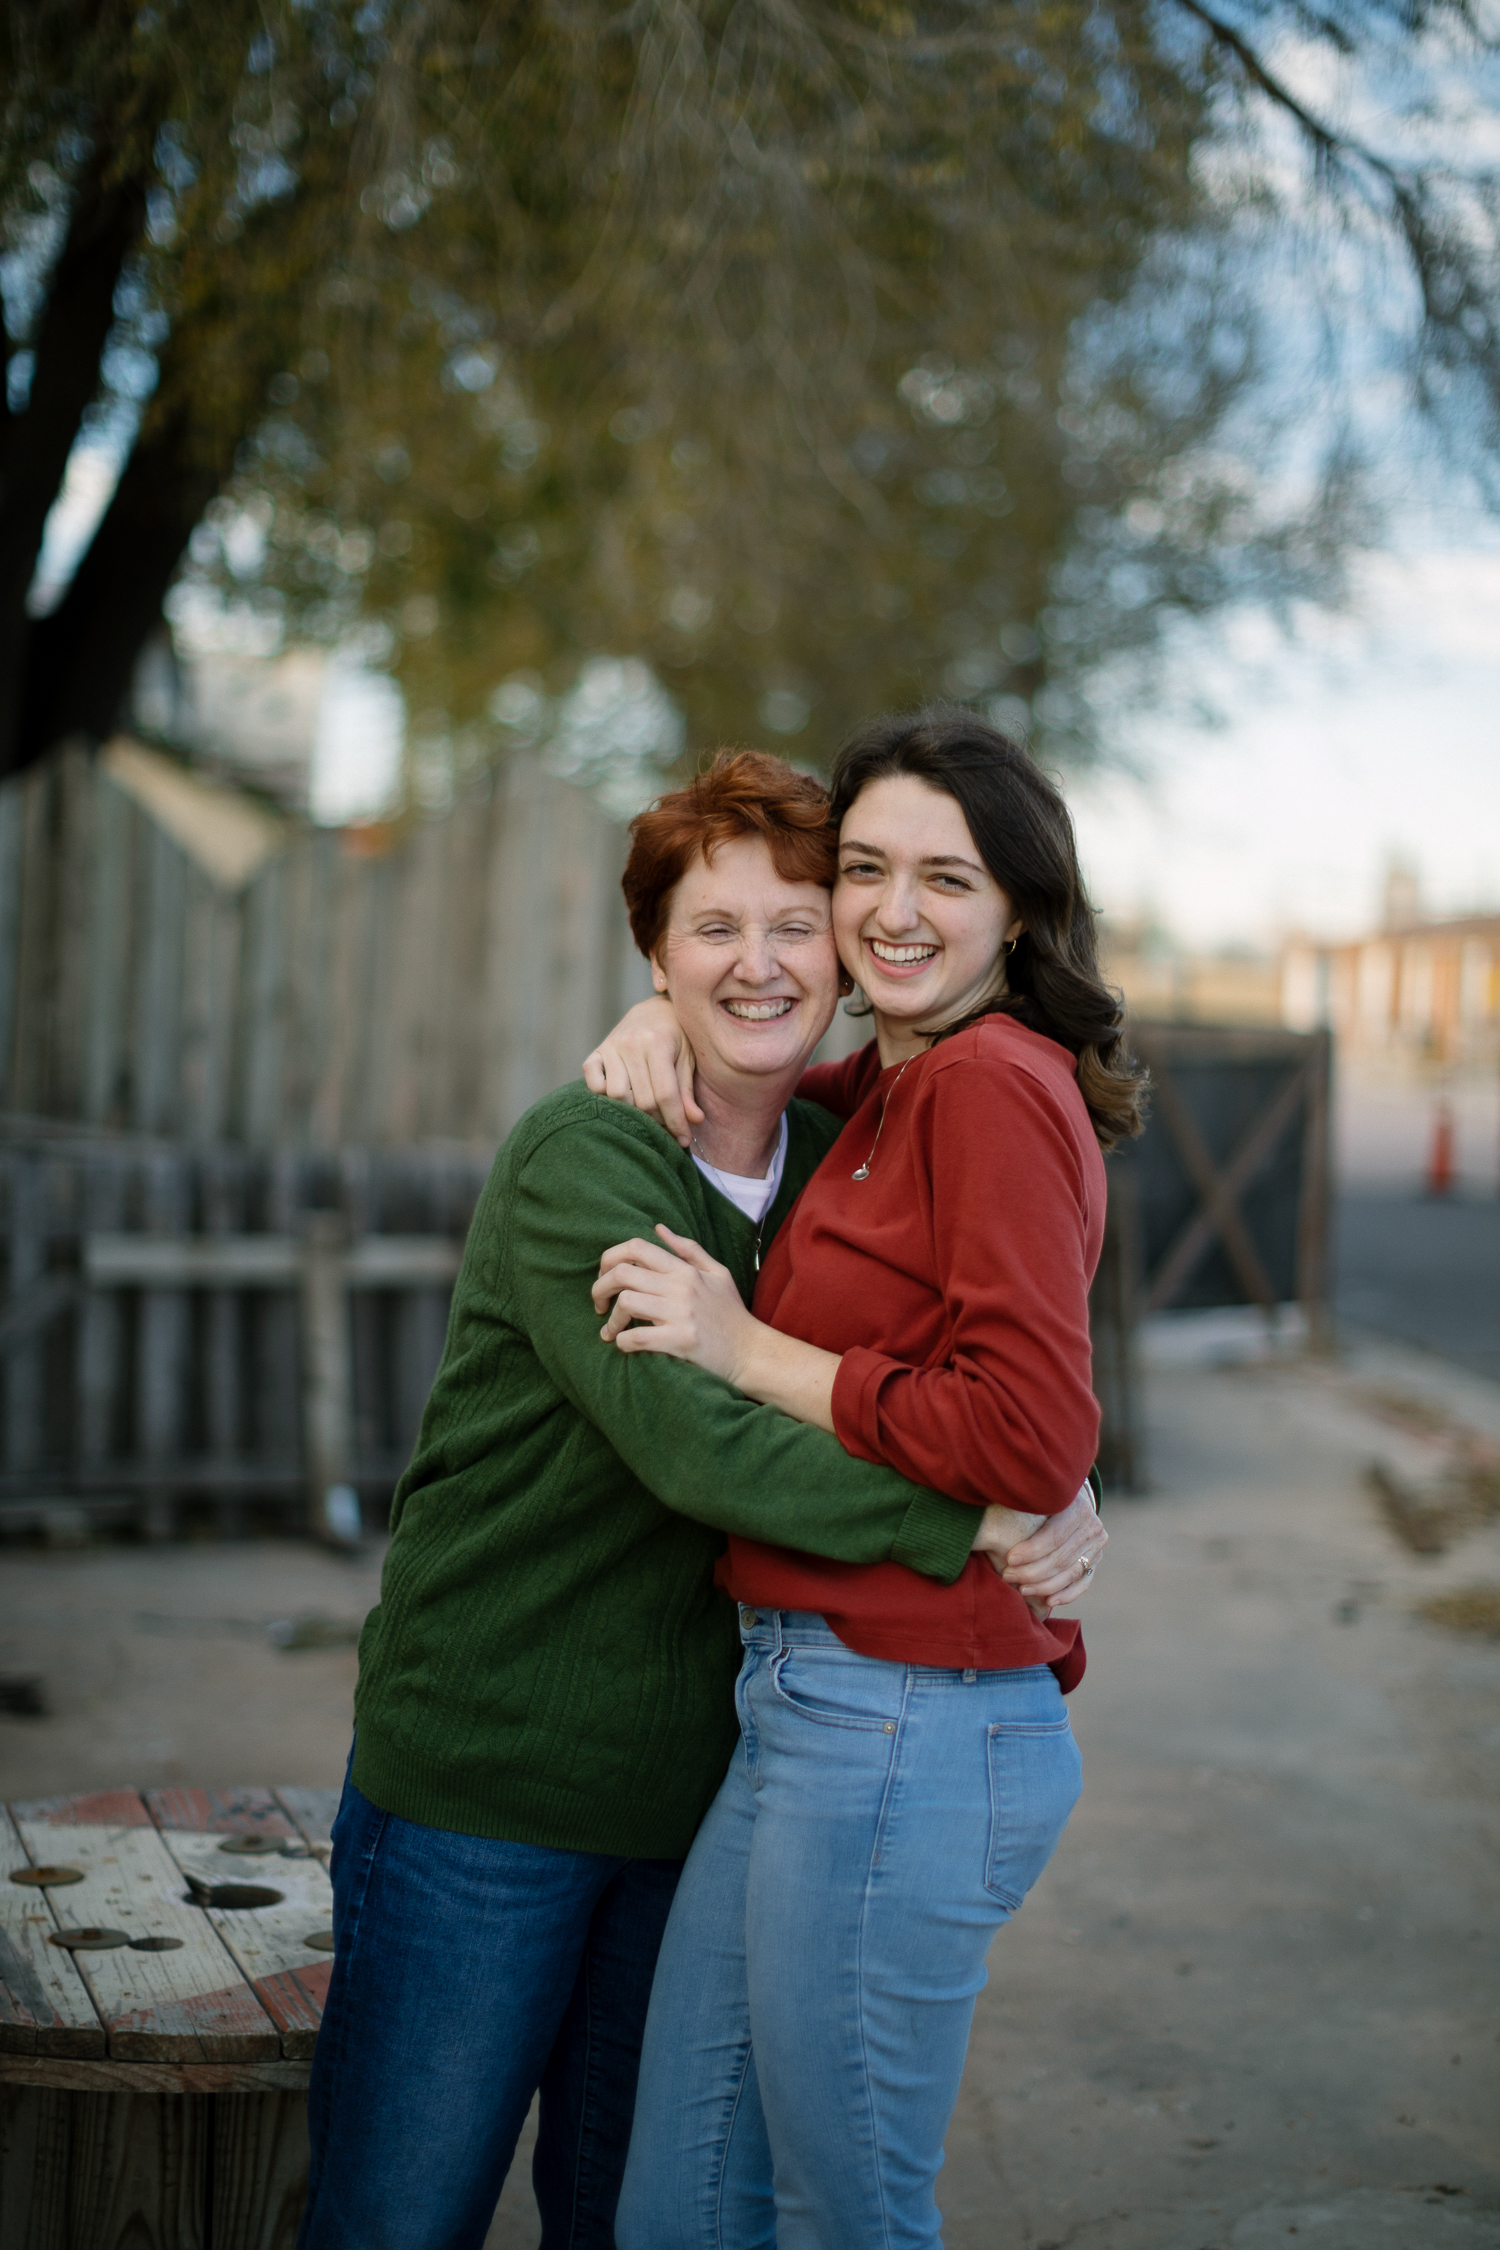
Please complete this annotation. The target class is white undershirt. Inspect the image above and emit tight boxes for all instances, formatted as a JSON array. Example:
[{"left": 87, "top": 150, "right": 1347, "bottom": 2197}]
[{"left": 691, "top": 1112, "right": 789, "bottom": 1225}]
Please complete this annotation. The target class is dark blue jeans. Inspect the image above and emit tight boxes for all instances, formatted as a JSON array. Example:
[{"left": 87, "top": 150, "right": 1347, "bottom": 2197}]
[{"left": 297, "top": 1772, "right": 682, "bottom": 2250}]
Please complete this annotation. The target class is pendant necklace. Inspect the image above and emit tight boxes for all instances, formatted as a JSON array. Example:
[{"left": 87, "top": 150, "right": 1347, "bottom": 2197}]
[
  {"left": 852, "top": 1054, "right": 917, "bottom": 1181},
  {"left": 691, "top": 1133, "right": 773, "bottom": 1270}
]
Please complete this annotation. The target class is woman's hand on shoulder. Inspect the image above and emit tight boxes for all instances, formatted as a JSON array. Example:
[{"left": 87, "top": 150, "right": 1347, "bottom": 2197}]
[
  {"left": 970, "top": 1483, "right": 1106, "bottom": 1616},
  {"left": 583, "top": 999, "right": 702, "bottom": 1148},
  {"left": 593, "top": 1223, "right": 755, "bottom": 1381}
]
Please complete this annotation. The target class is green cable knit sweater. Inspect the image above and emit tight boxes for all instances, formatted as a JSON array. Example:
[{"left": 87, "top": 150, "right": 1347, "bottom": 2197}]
[{"left": 352, "top": 1083, "right": 977, "bottom": 1857}]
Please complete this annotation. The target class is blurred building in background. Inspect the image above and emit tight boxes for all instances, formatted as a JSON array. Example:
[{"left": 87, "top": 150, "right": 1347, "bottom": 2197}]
[
  {"left": 1277, "top": 866, "right": 1500, "bottom": 1195},
  {"left": 1099, "top": 920, "right": 1281, "bottom": 1027},
  {"left": 1280, "top": 910, "right": 1500, "bottom": 1071},
  {"left": 1099, "top": 882, "right": 1500, "bottom": 1194}
]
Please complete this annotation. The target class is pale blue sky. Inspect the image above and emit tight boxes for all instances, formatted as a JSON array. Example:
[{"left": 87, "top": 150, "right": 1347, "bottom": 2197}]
[{"left": 1072, "top": 526, "right": 1500, "bottom": 949}]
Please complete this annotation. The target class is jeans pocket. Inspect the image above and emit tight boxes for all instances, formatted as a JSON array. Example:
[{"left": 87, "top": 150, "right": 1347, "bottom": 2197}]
[
  {"left": 768, "top": 1646, "right": 901, "bottom": 1732},
  {"left": 984, "top": 1718, "right": 1083, "bottom": 1908}
]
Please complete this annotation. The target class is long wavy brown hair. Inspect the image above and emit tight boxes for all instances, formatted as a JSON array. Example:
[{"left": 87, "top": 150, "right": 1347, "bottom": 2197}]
[{"left": 829, "top": 705, "right": 1147, "bottom": 1149}]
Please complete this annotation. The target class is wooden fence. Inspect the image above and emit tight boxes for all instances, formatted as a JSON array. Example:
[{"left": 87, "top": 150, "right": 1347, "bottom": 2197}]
[
  {"left": 0, "top": 1123, "right": 491, "bottom": 1538},
  {"left": 0, "top": 747, "right": 1336, "bottom": 1522},
  {"left": 0, "top": 739, "right": 648, "bottom": 1147}
]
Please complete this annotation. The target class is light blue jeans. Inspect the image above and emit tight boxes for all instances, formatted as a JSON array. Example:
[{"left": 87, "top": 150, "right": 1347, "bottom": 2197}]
[{"left": 616, "top": 1610, "right": 1082, "bottom": 2250}]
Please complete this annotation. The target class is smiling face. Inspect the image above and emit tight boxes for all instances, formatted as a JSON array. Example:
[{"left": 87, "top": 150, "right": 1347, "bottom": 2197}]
[
  {"left": 651, "top": 832, "right": 839, "bottom": 1096},
  {"left": 833, "top": 773, "right": 1023, "bottom": 1059}
]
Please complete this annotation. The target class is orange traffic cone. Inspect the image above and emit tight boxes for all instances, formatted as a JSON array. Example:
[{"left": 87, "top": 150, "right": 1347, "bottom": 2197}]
[{"left": 1424, "top": 1098, "right": 1456, "bottom": 1198}]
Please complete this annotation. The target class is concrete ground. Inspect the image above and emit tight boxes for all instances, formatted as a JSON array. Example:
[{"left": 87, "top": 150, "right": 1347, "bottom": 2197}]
[
  {"left": 2, "top": 1335, "right": 1497, "bottom": 2250},
  {"left": 943, "top": 1333, "right": 1500, "bottom": 2250}
]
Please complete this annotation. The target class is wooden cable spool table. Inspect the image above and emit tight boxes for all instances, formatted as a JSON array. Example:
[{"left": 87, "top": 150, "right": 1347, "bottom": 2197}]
[{"left": 0, "top": 1784, "right": 341, "bottom": 2249}]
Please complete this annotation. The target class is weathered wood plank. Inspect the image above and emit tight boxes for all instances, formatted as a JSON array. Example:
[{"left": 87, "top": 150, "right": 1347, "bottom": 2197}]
[
  {"left": 2, "top": 2078, "right": 308, "bottom": 2250},
  {"left": 86, "top": 1235, "right": 301, "bottom": 1287},
  {"left": 203, "top": 1151, "right": 247, "bottom": 1535},
  {"left": 144, "top": 1790, "right": 333, "bottom": 2061},
  {"left": 394, "top": 1287, "right": 448, "bottom": 1463},
  {"left": 81, "top": 772, "right": 137, "bottom": 1127},
  {"left": 439, "top": 778, "right": 497, "bottom": 1138},
  {"left": 3, "top": 1152, "right": 47, "bottom": 1477},
  {"left": 176, "top": 864, "right": 219, "bottom": 1143},
  {"left": 344, "top": 1237, "right": 463, "bottom": 1286},
  {"left": 76, "top": 1156, "right": 127, "bottom": 1476},
  {"left": 200, "top": 888, "right": 245, "bottom": 1142},
  {"left": 151, "top": 1833, "right": 333, "bottom": 2061},
  {"left": 63, "top": 2087, "right": 211, "bottom": 2250},
  {"left": 0, "top": 1461, "right": 302, "bottom": 1501},
  {"left": 483, "top": 751, "right": 553, "bottom": 1138},
  {"left": 83, "top": 1234, "right": 459, "bottom": 1288},
  {"left": 212, "top": 2089, "right": 310, "bottom": 2250},
  {"left": 4, "top": 740, "right": 645, "bottom": 1145},
  {"left": 546, "top": 772, "right": 618, "bottom": 1100},
  {"left": 301, "top": 1214, "right": 350, "bottom": 1540},
  {"left": 309, "top": 849, "right": 358, "bottom": 1146},
  {"left": 8, "top": 765, "right": 57, "bottom": 1116},
  {"left": 145, "top": 1791, "right": 332, "bottom": 2061},
  {"left": 137, "top": 1150, "right": 191, "bottom": 1539},
  {"left": 10, "top": 1794, "right": 280, "bottom": 2064},
  {"left": 0, "top": 779, "right": 26, "bottom": 1112},
  {"left": 380, "top": 817, "right": 438, "bottom": 1143},
  {"left": 0, "top": 2081, "right": 71, "bottom": 2250},
  {"left": 341, "top": 856, "right": 389, "bottom": 1140},
  {"left": 0, "top": 2054, "right": 310, "bottom": 2093},
  {"left": 0, "top": 1805, "right": 106, "bottom": 2058},
  {"left": 0, "top": 1272, "right": 78, "bottom": 1354},
  {"left": 280, "top": 830, "right": 335, "bottom": 1140},
  {"left": 340, "top": 1148, "right": 381, "bottom": 1476},
  {"left": 49, "top": 742, "right": 96, "bottom": 1121},
  {"left": 240, "top": 856, "right": 286, "bottom": 1143},
  {"left": 257, "top": 1150, "right": 303, "bottom": 1495},
  {"left": 272, "top": 1789, "right": 340, "bottom": 1861},
  {"left": 142, "top": 1789, "right": 296, "bottom": 1842},
  {"left": 131, "top": 814, "right": 186, "bottom": 1136}
]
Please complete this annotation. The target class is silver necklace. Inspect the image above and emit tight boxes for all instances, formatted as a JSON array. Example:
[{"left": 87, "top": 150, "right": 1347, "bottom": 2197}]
[
  {"left": 851, "top": 1054, "right": 917, "bottom": 1181},
  {"left": 691, "top": 1132, "right": 777, "bottom": 1271}
]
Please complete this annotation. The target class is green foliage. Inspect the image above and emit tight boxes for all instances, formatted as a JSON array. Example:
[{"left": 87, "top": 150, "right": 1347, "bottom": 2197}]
[{"left": 2, "top": 0, "right": 1495, "bottom": 791}]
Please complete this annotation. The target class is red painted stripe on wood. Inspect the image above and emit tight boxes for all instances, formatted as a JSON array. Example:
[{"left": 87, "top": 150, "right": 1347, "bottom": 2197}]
[
  {"left": 252, "top": 1962, "right": 334, "bottom": 2058},
  {"left": 145, "top": 1787, "right": 296, "bottom": 1837},
  {"left": 14, "top": 1790, "right": 150, "bottom": 1827}
]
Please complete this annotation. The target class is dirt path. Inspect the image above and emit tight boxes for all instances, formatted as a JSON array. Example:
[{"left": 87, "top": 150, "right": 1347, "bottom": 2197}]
[{"left": 2, "top": 1336, "right": 1496, "bottom": 2249}]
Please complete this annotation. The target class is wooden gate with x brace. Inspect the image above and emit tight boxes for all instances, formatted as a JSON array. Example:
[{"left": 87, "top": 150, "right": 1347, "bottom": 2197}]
[{"left": 1088, "top": 1022, "right": 1334, "bottom": 1492}]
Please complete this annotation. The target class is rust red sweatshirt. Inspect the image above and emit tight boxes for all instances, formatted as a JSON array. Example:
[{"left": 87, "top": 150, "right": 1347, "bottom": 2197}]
[{"left": 718, "top": 1015, "right": 1106, "bottom": 1682}]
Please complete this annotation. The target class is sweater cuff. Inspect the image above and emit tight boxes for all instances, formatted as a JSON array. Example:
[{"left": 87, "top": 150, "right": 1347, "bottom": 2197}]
[
  {"left": 830, "top": 1344, "right": 899, "bottom": 1464},
  {"left": 889, "top": 1491, "right": 977, "bottom": 1585}
]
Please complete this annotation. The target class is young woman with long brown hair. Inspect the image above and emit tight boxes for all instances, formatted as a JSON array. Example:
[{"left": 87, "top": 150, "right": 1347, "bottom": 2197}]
[{"left": 585, "top": 705, "right": 1143, "bottom": 2249}]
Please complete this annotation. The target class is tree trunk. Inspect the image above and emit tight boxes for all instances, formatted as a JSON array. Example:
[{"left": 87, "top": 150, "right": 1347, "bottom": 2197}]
[
  {"left": 10, "top": 178, "right": 319, "bottom": 777},
  {"left": 17, "top": 399, "right": 221, "bottom": 758},
  {"left": 0, "top": 153, "right": 149, "bottom": 774}
]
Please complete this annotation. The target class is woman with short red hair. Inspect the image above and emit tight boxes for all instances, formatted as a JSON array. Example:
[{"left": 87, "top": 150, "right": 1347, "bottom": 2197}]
[{"left": 297, "top": 751, "right": 1049, "bottom": 2250}]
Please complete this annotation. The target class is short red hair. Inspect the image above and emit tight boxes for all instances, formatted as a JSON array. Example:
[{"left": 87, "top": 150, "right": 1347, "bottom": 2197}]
[{"left": 622, "top": 751, "right": 837, "bottom": 958}]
